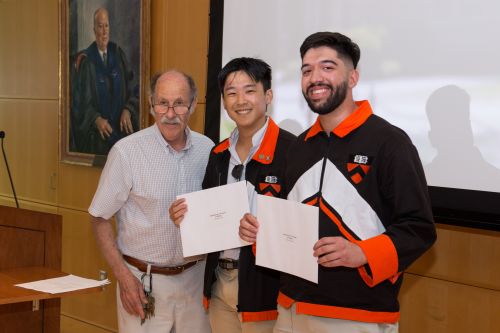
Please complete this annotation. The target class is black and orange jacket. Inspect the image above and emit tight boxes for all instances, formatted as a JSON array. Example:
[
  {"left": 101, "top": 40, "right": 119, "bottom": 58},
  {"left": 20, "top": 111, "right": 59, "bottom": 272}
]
[
  {"left": 279, "top": 100, "right": 436, "bottom": 323},
  {"left": 202, "top": 118, "right": 296, "bottom": 322}
]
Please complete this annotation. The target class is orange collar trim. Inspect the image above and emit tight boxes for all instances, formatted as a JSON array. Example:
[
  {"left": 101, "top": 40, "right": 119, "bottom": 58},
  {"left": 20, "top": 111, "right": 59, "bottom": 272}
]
[
  {"left": 251, "top": 117, "right": 279, "bottom": 165},
  {"left": 304, "top": 100, "right": 373, "bottom": 141},
  {"left": 213, "top": 138, "right": 230, "bottom": 154},
  {"left": 304, "top": 118, "right": 323, "bottom": 141},
  {"left": 212, "top": 118, "right": 280, "bottom": 165}
]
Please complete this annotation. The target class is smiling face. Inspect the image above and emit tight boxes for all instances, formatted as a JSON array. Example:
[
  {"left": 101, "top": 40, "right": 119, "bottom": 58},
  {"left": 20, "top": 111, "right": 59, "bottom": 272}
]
[
  {"left": 301, "top": 46, "right": 358, "bottom": 115},
  {"left": 151, "top": 72, "right": 194, "bottom": 150},
  {"left": 222, "top": 70, "right": 272, "bottom": 135},
  {"left": 93, "top": 9, "right": 110, "bottom": 51}
]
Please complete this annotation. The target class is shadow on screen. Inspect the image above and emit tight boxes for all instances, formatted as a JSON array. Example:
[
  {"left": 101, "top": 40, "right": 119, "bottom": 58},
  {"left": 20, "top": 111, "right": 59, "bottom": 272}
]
[{"left": 425, "top": 85, "right": 500, "bottom": 191}]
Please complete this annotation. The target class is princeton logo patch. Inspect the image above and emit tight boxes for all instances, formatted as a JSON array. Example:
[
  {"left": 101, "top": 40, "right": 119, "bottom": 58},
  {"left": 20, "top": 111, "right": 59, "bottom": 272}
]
[
  {"left": 347, "top": 154, "right": 373, "bottom": 184},
  {"left": 259, "top": 175, "right": 281, "bottom": 196}
]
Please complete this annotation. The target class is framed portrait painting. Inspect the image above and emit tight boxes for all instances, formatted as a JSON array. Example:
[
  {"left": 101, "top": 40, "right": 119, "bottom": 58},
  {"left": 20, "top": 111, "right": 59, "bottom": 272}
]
[{"left": 59, "top": 0, "right": 150, "bottom": 166}]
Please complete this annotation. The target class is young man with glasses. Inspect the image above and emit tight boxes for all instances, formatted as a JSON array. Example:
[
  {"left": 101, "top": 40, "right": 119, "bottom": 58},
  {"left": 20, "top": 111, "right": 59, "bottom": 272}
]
[
  {"left": 89, "top": 70, "right": 213, "bottom": 333},
  {"left": 170, "top": 58, "right": 296, "bottom": 332}
]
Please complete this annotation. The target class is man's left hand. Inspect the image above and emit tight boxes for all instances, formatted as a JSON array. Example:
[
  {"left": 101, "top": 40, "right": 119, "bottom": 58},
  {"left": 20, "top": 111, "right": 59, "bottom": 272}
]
[
  {"left": 313, "top": 236, "right": 367, "bottom": 268},
  {"left": 120, "top": 109, "right": 134, "bottom": 135}
]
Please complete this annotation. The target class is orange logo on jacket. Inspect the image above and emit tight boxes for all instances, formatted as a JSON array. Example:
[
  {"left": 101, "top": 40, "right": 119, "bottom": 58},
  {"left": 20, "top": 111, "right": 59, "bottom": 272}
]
[
  {"left": 347, "top": 154, "right": 373, "bottom": 184},
  {"left": 259, "top": 175, "right": 281, "bottom": 196}
]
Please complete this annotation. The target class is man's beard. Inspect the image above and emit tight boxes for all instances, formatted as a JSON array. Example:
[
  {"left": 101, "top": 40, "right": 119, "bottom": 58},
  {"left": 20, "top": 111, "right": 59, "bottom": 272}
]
[{"left": 303, "top": 80, "right": 348, "bottom": 115}]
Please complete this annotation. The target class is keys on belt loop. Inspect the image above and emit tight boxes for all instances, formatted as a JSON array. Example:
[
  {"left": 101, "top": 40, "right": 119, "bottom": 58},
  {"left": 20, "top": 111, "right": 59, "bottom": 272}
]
[{"left": 140, "top": 264, "right": 155, "bottom": 325}]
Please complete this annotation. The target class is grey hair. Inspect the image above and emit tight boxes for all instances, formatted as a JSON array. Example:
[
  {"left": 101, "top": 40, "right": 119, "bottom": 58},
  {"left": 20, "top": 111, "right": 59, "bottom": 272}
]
[
  {"left": 150, "top": 70, "right": 198, "bottom": 114},
  {"left": 93, "top": 8, "right": 109, "bottom": 29}
]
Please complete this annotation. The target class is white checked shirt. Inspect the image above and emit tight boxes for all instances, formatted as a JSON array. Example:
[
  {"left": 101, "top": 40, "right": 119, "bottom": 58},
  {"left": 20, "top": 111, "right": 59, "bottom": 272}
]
[{"left": 89, "top": 124, "right": 214, "bottom": 265}]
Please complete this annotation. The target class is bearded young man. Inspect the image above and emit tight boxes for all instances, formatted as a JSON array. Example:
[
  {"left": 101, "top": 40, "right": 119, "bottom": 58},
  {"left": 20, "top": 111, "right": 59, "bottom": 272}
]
[{"left": 240, "top": 32, "right": 437, "bottom": 333}]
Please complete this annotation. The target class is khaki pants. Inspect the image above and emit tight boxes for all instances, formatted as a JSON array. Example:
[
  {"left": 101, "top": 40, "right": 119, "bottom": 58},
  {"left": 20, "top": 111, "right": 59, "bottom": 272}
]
[
  {"left": 117, "top": 261, "right": 211, "bottom": 333},
  {"left": 274, "top": 304, "right": 398, "bottom": 333},
  {"left": 209, "top": 266, "right": 275, "bottom": 333}
]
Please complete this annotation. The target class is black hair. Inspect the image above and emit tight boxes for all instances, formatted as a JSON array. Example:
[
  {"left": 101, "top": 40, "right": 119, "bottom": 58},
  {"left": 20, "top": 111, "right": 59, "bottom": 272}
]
[
  {"left": 300, "top": 32, "right": 361, "bottom": 69},
  {"left": 218, "top": 57, "right": 272, "bottom": 94}
]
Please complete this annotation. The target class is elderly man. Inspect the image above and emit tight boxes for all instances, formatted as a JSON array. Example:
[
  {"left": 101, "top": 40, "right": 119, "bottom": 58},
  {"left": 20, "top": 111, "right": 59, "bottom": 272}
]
[
  {"left": 71, "top": 7, "right": 139, "bottom": 155},
  {"left": 89, "top": 70, "right": 213, "bottom": 333}
]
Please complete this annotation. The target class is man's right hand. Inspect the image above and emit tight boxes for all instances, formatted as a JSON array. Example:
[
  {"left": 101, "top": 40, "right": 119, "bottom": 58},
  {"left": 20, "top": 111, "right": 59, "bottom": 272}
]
[
  {"left": 116, "top": 268, "right": 147, "bottom": 319},
  {"left": 95, "top": 116, "right": 113, "bottom": 140},
  {"left": 239, "top": 213, "right": 259, "bottom": 243},
  {"left": 169, "top": 198, "right": 187, "bottom": 226}
]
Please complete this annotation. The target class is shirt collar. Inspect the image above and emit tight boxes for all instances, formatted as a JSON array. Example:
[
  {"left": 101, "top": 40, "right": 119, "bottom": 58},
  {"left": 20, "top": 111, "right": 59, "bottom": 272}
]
[
  {"left": 228, "top": 117, "right": 269, "bottom": 164},
  {"left": 153, "top": 124, "right": 193, "bottom": 152},
  {"left": 305, "top": 100, "right": 373, "bottom": 141},
  {"left": 98, "top": 48, "right": 107, "bottom": 60}
]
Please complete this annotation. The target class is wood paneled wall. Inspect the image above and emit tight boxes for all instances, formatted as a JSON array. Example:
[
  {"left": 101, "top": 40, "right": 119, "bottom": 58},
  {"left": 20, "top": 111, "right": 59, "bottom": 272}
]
[
  {"left": 1, "top": 0, "right": 209, "bottom": 332},
  {"left": 0, "top": 0, "right": 498, "bottom": 332}
]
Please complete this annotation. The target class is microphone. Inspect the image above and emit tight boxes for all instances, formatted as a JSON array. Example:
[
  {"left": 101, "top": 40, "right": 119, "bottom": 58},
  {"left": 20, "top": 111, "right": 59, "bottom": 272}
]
[{"left": 0, "top": 131, "right": 20, "bottom": 208}]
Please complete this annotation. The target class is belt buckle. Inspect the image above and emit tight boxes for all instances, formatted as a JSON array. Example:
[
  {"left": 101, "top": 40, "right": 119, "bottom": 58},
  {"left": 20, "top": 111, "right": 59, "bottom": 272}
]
[
  {"left": 177, "top": 260, "right": 196, "bottom": 273},
  {"left": 219, "top": 258, "right": 238, "bottom": 270}
]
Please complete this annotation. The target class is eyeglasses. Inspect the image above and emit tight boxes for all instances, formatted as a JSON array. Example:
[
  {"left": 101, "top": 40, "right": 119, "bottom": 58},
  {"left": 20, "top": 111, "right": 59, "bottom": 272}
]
[
  {"left": 152, "top": 100, "right": 192, "bottom": 115},
  {"left": 232, "top": 164, "right": 244, "bottom": 181}
]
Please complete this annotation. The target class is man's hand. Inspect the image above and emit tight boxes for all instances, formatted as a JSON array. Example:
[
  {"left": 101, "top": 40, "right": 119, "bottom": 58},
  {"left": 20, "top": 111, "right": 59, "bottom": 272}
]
[
  {"left": 239, "top": 213, "right": 259, "bottom": 243},
  {"left": 95, "top": 116, "right": 113, "bottom": 139},
  {"left": 313, "top": 236, "right": 367, "bottom": 268},
  {"left": 120, "top": 109, "right": 134, "bottom": 135},
  {"left": 116, "top": 268, "right": 148, "bottom": 319},
  {"left": 169, "top": 198, "right": 187, "bottom": 226}
]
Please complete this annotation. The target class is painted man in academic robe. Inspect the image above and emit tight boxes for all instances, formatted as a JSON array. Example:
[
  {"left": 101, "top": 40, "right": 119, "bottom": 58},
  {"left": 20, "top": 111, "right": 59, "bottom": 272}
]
[{"left": 71, "top": 7, "right": 139, "bottom": 155}]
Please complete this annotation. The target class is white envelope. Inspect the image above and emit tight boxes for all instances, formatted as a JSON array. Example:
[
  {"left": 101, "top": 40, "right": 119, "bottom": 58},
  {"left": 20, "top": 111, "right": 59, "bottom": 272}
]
[
  {"left": 256, "top": 195, "right": 319, "bottom": 283},
  {"left": 178, "top": 181, "right": 252, "bottom": 257}
]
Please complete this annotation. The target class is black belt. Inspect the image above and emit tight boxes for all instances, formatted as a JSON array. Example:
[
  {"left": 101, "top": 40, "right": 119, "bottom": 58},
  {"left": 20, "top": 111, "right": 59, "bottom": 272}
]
[
  {"left": 123, "top": 255, "right": 197, "bottom": 275},
  {"left": 218, "top": 258, "right": 238, "bottom": 270}
]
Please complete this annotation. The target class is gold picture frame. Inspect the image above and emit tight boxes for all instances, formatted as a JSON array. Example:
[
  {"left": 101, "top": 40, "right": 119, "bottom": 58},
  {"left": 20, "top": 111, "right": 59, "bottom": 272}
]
[{"left": 59, "top": 0, "right": 150, "bottom": 166}]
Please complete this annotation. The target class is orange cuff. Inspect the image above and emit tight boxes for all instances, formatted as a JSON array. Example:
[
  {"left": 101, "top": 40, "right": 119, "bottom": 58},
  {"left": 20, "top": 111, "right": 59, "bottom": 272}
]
[{"left": 356, "top": 234, "right": 398, "bottom": 287}]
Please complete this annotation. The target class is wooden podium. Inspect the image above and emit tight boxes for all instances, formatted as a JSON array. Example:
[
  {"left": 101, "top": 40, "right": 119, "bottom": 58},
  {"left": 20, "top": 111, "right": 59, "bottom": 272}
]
[{"left": 0, "top": 205, "right": 63, "bottom": 333}]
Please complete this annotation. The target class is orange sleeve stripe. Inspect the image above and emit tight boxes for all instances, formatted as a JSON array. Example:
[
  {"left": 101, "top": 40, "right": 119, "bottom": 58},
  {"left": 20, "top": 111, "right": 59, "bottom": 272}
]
[
  {"left": 319, "top": 198, "right": 357, "bottom": 242},
  {"left": 296, "top": 302, "right": 400, "bottom": 324},
  {"left": 277, "top": 291, "right": 294, "bottom": 308},
  {"left": 356, "top": 234, "right": 398, "bottom": 286},
  {"left": 241, "top": 310, "right": 278, "bottom": 322},
  {"left": 305, "top": 197, "right": 319, "bottom": 206},
  {"left": 203, "top": 296, "right": 209, "bottom": 310},
  {"left": 252, "top": 242, "right": 256, "bottom": 256}
]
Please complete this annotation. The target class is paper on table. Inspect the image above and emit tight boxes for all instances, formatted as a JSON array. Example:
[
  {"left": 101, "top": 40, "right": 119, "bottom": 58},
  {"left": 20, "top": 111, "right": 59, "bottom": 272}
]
[
  {"left": 256, "top": 195, "right": 319, "bottom": 283},
  {"left": 178, "top": 181, "right": 252, "bottom": 257},
  {"left": 15, "top": 275, "right": 110, "bottom": 294}
]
